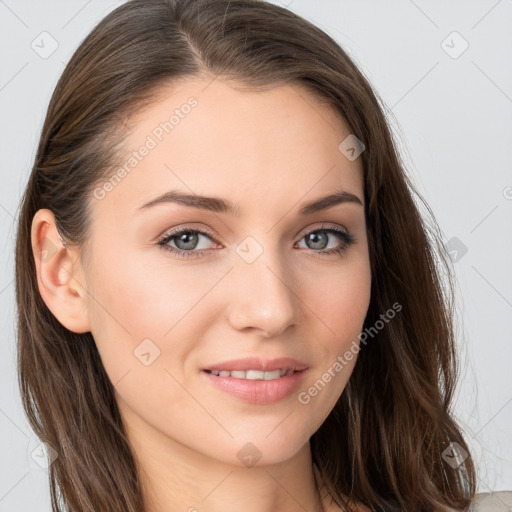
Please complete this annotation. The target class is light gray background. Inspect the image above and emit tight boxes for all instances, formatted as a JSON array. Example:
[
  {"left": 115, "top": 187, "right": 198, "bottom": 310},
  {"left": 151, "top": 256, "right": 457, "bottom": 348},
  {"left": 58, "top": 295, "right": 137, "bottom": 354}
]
[{"left": 1, "top": 0, "right": 511, "bottom": 510}]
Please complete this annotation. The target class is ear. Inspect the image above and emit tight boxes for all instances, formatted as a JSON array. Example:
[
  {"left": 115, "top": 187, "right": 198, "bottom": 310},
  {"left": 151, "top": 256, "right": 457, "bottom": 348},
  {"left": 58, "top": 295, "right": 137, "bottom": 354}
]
[{"left": 31, "top": 209, "right": 91, "bottom": 334}]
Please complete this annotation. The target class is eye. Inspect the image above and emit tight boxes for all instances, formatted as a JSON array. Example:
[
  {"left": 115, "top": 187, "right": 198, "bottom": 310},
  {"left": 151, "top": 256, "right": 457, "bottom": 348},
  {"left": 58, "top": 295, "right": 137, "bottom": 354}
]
[
  {"left": 296, "top": 224, "right": 356, "bottom": 256},
  {"left": 157, "top": 227, "right": 219, "bottom": 259},
  {"left": 157, "top": 223, "right": 356, "bottom": 259}
]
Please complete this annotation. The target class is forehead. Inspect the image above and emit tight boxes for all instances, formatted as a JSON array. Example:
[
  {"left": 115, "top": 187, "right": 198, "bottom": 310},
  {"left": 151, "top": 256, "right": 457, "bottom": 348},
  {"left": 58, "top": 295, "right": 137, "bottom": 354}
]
[{"left": 92, "top": 77, "right": 364, "bottom": 217}]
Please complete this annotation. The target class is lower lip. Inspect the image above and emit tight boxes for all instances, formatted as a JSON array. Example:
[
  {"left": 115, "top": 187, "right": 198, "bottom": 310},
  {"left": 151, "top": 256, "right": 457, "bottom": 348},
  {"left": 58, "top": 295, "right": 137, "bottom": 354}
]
[{"left": 200, "top": 369, "right": 309, "bottom": 404}]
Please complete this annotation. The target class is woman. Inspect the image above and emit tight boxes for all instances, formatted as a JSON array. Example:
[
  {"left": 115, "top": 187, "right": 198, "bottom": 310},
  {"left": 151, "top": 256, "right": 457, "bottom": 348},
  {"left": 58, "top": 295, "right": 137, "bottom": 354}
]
[{"left": 15, "top": 0, "right": 478, "bottom": 510}]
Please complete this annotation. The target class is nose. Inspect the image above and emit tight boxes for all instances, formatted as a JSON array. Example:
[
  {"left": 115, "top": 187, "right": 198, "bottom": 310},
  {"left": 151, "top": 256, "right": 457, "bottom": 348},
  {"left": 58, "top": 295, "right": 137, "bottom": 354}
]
[{"left": 226, "top": 244, "right": 300, "bottom": 338}]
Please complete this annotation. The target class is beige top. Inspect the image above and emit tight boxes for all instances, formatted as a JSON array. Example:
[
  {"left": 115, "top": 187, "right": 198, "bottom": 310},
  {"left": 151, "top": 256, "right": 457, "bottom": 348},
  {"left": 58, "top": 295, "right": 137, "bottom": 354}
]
[{"left": 470, "top": 492, "right": 512, "bottom": 511}]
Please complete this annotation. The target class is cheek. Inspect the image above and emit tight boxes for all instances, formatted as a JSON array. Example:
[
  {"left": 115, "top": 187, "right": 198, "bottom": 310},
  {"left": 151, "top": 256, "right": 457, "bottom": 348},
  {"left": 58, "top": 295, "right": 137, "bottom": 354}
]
[
  {"left": 322, "top": 277, "right": 369, "bottom": 323},
  {"left": 294, "top": 273, "right": 370, "bottom": 431},
  {"left": 298, "top": 256, "right": 371, "bottom": 401},
  {"left": 89, "top": 249, "right": 206, "bottom": 336},
  {"left": 84, "top": 249, "right": 226, "bottom": 383},
  {"left": 304, "top": 255, "right": 371, "bottom": 345}
]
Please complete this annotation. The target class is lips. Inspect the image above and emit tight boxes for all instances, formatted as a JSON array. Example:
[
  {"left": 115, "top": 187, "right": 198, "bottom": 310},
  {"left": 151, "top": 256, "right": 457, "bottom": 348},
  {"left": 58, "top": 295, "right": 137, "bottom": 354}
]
[{"left": 200, "top": 356, "right": 310, "bottom": 404}]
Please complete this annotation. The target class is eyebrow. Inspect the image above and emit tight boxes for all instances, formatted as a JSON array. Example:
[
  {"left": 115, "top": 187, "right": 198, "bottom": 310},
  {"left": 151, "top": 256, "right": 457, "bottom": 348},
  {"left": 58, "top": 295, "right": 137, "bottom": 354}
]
[{"left": 136, "top": 188, "right": 363, "bottom": 216}]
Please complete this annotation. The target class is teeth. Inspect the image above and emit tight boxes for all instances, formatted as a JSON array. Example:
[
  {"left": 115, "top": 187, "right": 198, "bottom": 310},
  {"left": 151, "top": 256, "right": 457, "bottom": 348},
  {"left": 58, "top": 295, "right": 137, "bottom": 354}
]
[{"left": 209, "top": 369, "right": 292, "bottom": 380}]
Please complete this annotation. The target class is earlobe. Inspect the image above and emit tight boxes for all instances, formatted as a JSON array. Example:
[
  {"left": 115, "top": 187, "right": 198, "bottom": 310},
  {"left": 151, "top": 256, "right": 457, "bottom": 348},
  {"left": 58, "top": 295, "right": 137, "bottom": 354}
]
[{"left": 31, "top": 209, "right": 91, "bottom": 334}]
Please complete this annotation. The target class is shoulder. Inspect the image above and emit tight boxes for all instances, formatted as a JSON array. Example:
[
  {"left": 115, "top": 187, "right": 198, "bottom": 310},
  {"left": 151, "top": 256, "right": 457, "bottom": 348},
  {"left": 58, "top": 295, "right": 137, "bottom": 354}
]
[
  {"left": 469, "top": 492, "right": 512, "bottom": 511},
  {"left": 324, "top": 492, "right": 512, "bottom": 512}
]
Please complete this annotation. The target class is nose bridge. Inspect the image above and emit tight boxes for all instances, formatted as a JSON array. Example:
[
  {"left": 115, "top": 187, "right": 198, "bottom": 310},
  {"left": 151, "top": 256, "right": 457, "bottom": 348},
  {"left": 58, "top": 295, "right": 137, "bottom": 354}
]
[{"left": 226, "top": 233, "right": 299, "bottom": 335}]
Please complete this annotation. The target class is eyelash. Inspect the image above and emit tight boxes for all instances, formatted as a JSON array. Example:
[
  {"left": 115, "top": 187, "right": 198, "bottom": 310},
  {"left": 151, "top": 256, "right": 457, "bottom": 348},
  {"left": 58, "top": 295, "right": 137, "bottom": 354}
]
[{"left": 157, "top": 223, "right": 356, "bottom": 259}]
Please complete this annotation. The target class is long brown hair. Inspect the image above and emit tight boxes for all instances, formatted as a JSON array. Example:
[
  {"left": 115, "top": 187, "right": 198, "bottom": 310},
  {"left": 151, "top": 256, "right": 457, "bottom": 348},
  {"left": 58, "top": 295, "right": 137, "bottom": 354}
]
[{"left": 15, "top": 0, "right": 476, "bottom": 510}]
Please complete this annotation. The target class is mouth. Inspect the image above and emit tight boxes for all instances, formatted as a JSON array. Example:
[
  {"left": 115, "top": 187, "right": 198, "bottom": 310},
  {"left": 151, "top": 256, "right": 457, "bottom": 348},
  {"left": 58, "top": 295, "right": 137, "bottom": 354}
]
[{"left": 202, "top": 368, "right": 301, "bottom": 380}]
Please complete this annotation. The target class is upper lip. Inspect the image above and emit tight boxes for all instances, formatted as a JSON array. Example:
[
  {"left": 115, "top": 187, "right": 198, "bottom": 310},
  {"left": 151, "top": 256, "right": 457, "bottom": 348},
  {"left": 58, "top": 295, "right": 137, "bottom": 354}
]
[{"left": 202, "top": 357, "right": 309, "bottom": 372}]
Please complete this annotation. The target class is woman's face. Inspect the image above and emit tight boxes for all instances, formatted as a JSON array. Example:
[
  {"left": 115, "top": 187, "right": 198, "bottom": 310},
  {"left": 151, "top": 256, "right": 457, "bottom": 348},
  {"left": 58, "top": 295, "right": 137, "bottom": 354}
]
[{"left": 81, "top": 78, "right": 371, "bottom": 466}]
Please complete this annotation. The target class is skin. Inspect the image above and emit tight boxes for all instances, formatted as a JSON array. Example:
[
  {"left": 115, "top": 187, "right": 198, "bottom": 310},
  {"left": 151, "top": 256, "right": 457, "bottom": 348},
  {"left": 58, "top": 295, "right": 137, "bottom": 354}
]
[{"left": 32, "top": 78, "right": 371, "bottom": 512}]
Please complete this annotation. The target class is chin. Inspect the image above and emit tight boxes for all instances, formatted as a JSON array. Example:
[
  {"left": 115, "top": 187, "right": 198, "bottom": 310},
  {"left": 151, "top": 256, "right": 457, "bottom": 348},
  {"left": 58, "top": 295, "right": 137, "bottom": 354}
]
[{"left": 208, "top": 429, "right": 310, "bottom": 468}]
